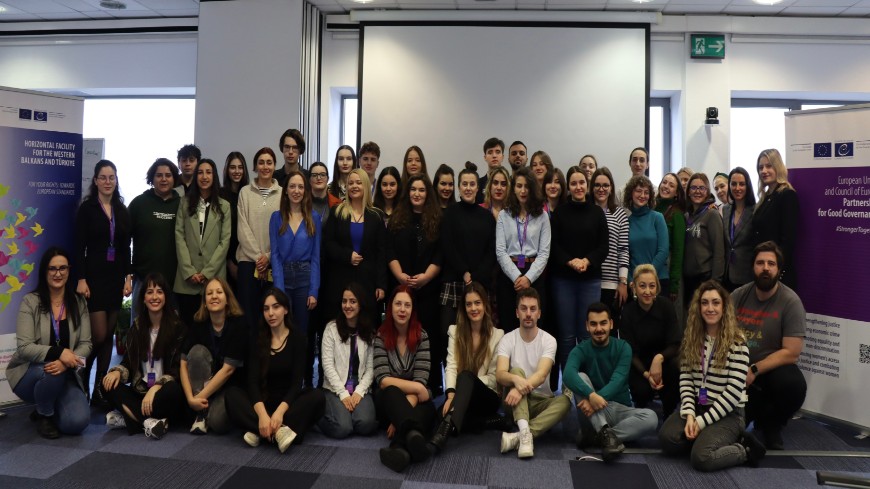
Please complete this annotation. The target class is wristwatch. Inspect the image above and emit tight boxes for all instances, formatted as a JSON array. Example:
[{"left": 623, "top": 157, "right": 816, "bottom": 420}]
[{"left": 750, "top": 364, "right": 759, "bottom": 375}]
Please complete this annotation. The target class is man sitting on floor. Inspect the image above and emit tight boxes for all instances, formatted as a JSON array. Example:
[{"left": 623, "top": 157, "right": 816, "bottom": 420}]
[
  {"left": 563, "top": 302, "right": 658, "bottom": 462},
  {"left": 496, "top": 287, "right": 571, "bottom": 459}
]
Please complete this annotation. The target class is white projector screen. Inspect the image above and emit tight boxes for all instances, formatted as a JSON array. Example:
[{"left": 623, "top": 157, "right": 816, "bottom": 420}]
[{"left": 359, "top": 23, "right": 649, "bottom": 187}]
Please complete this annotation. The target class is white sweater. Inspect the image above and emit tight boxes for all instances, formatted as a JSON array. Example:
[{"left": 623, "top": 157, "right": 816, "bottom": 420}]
[
  {"left": 236, "top": 179, "right": 282, "bottom": 263},
  {"left": 444, "top": 324, "right": 504, "bottom": 393},
  {"left": 321, "top": 321, "right": 374, "bottom": 400}
]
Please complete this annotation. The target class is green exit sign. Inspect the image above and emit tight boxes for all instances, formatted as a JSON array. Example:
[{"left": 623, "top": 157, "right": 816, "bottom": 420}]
[{"left": 691, "top": 34, "right": 725, "bottom": 59}]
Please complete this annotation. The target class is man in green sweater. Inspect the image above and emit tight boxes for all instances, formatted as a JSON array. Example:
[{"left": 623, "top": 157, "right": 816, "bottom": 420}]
[{"left": 563, "top": 302, "right": 658, "bottom": 462}]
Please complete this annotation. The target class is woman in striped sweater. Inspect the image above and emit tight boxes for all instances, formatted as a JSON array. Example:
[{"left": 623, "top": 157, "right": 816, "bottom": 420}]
[
  {"left": 591, "top": 167, "right": 629, "bottom": 325},
  {"left": 659, "top": 280, "right": 765, "bottom": 471}
]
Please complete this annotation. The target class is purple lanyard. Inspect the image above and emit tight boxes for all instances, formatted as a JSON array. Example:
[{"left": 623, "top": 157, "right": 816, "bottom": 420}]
[
  {"left": 50, "top": 303, "right": 65, "bottom": 346},
  {"left": 687, "top": 205, "right": 710, "bottom": 228},
  {"left": 700, "top": 338, "right": 717, "bottom": 387},
  {"left": 100, "top": 203, "right": 115, "bottom": 247},
  {"left": 515, "top": 215, "right": 529, "bottom": 256}
]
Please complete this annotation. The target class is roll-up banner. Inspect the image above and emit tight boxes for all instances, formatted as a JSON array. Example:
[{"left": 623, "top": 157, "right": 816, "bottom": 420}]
[
  {"left": 0, "top": 86, "right": 83, "bottom": 405},
  {"left": 787, "top": 103, "right": 870, "bottom": 429}
]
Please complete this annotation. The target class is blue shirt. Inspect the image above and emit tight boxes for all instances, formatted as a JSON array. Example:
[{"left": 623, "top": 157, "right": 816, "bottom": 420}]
[
  {"left": 627, "top": 206, "right": 669, "bottom": 280},
  {"left": 495, "top": 209, "right": 551, "bottom": 283},
  {"left": 269, "top": 210, "right": 322, "bottom": 298}
]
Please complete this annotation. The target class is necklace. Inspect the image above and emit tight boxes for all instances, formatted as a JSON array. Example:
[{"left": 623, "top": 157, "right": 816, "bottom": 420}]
[
  {"left": 271, "top": 331, "right": 289, "bottom": 353},
  {"left": 351, "top": 209, "right": 364, "bottom": 223}
]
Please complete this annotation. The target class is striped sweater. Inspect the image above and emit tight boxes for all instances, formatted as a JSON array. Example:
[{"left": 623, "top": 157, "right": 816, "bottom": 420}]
[
  {"left": 679, "top": 335, "right": 749, "bottom": 430},
  {"left": 601, "top": 206, "right": 630, "bottom": 289},
  {"left": 373, "top": 330, "right": 431, "bottom": 389}
]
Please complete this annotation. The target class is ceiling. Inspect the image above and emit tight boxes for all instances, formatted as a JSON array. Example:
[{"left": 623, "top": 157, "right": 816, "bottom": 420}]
[{"left": 1, "top": 0, "right": 869, "bottom": 22}]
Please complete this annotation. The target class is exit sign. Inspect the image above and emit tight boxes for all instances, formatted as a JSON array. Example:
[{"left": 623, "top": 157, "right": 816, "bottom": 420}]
[{"left": 691, "top": 34, "right": 725, "bottom": 59}]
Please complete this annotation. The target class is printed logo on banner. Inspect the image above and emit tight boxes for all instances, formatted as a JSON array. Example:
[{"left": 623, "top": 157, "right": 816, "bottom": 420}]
[
  {"left": 33, "top": 111, "right": 48, "bottom": 123},
  {"left": 813, "top": 143, "right": 832, "bottom": 158},
  {"left": 835, "top": 142, "right": 854, "bottom": 157},
  {"left": 18, "top": 109, "right": 32, "bottom": 120}
]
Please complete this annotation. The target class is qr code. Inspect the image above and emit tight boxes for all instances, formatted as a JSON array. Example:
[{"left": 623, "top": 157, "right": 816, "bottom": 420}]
[{"left": 861, "top": 344, "right": 870, "bottom": 364}]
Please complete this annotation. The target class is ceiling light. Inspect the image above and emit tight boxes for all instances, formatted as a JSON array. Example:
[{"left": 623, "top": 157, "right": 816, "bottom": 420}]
[
  {"left": 0, "top": 7, "right": 7, "bottom": 13},
  {"left": 633, "top": 0, "right": 652, "bottom": 3},
  {"left": 752, "top": 0, "right": 784, "bottom": 5}
]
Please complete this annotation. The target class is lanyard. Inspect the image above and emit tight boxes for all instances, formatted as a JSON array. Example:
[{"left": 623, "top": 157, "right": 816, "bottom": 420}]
[
  {"left": 100, "top": 203, "right": 115, "bottom": 247},
  {"left": 148, "top": 330, "right": 157, "bottom": 369},
  {"left": 347, "top": 334, "right": 358, "bottom": 379},
  {"left": 515, "top": 215, "right": 529, "bottom": 256},
  {"left": 687, "top": 205, "right": 710, "bottom": 227},
  {"left": 700, "top": 338, "right": 717, "bottom": 388},
  {"left": 50, "top": 303, "right": 65, "bottom": 346}
]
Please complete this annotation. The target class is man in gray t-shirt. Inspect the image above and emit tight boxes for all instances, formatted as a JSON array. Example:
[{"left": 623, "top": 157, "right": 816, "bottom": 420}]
[{"left": 731, "top": 241, "right": 807, "bottom": 450}]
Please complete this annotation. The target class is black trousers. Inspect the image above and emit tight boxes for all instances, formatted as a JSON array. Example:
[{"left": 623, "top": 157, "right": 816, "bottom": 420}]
[
  {"left": 176, "top": 293, "right": 202, "bottom": 331},
  {"left": 448, "top": 371, "right": 501, "bottom": 433},
  {"left": 375, "top": 385, "right": 435, "bottom": 443},
  {"left": 746, "top": 363, "right": 806, "bottom": 431},
  {"left": 224, "top": 385, "right": 325, "bottom": 436},
  {"left": 105, "top": 381, "right": 186, "bottom": 434},
  {"left": 628, "top": 356, "right": 680, "bottom": 416},
  {"left": 497, "top": 263, "right": 545, "bottom": 333},
  {"left": 416, "top": 288, "right": 444, "bottom": 395}
]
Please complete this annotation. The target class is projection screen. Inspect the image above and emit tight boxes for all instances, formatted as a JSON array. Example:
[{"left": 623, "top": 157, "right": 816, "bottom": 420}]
[{"left": 359, "top": 23, "right": 649, "bottom": 186}]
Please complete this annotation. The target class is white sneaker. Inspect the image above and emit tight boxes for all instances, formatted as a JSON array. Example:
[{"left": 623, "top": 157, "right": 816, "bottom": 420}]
[
  {"left": 244, "top": 432, "right": 261, "bottom": 447},
  {"left": 105, "top": 410, "right": 126, "bottom": 429},
  {"left": 275, "top": 425, "right": 297, "bottom": 453},
  {"left": 143, "top": 418, "right": 168, "bottom": 439},
  {"left": 190, "top": 416, "right": 207, "bottom": 435},
  {"left": 517, "top": 428, "right": 534, "bottom": 459},
  {"left": 500, "top": 431, "right": 520, "bottom": 453}
]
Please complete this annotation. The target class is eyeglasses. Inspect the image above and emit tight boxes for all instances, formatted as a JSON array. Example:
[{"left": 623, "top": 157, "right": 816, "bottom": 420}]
[
  {"left": 689, "top": 186, "right": 708, "bottom": 192},
  {"left": 283, "top": 145, "right": 299, "bottom": 152},
  {"left": 48, "top": 265, "right": 70, "bottom": 275},
  {"left": 310, "top": 172, "right": 328, "bottom": 180},
  {"left": 96, "top": 175, "right": 116, "bottom": 182},
  {"left": 593, "top": 183, "right": 611, "bottom": 189}
]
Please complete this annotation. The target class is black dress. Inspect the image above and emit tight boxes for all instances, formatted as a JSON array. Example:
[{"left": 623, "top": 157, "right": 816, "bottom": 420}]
[
  {"left": 751, "top": 187, "right": 798, "bottom": 289},
  {"left": 75, "top": 198, "right": 131, "bottom": 311}
]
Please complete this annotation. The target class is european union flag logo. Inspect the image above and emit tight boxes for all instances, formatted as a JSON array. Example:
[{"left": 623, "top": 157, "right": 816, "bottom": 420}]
[
  {"left": 835, "top": 142, "right": 854, "bottom": 157},
  {"left": 814, "top": 143, "right": 832, "bottom": 158},
  {"left": 18, "top": 109, "right": 32, "bottom": 120},
  {"left": 34, "top": 111, "right": 48, "bottom": 122}
]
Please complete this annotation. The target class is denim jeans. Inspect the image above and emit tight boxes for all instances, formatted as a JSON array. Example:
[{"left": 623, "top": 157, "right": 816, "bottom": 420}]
[
  {"left": 281, "top": 261, "right": 312, "bottom": 337},
  {"left": 659, "top": 408, "right": 747, "bottom": 472},
  {"left": 575, "top": 373, "right": 658, "bottom": 442},
  {"left": 13, "top": 363, "right": 89, "bottom": 435},
  {"left": 185, "top": 344, "right": 231, "bottom": 434},
  {"left": 551, "top": 275, "right": 601, "bottom": 372},
  {"left": 318, "top": 392, "right": 377, "bottom": 439}
]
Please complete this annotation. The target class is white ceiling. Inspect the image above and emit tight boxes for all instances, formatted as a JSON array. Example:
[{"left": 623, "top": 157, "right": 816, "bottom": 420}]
[{"left": 1, "top": 0, "right": 870, "bottom": 22}]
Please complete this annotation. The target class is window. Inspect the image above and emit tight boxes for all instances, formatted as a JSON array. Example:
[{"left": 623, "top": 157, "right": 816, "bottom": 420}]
[
  {"left": 649, "top": 98, "right": 671, "bottom": 186},
  {"left": 83, "top": 98, "right": 195, "bottom": 203},
  {"left": 341, "top": 95, "right": 358, "bottom": 151}
]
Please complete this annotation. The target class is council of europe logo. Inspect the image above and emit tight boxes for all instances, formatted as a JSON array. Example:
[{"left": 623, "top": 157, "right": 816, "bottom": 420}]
[
  {"left": 813, "top": 143, "right": 831, "bottom": 158},
  {"left": 835, "top": 142, "right": 854, "bottom": 157}
]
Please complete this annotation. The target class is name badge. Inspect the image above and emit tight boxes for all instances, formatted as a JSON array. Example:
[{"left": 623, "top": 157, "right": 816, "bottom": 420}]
[
  {"left": 147, "top": 372, "right": 156, "bottom": 388},
  {"left": 698, "top": 387, "right": 708, "bottom": 406},
  {"left": 106, "top": 247, "right": 116, "bottom": 262},
  {"left": 517, "top": 255, "right": 526, "bottom": 268},
  {"left": 345, "top": 380, "right": 355, "bottom": 396}
]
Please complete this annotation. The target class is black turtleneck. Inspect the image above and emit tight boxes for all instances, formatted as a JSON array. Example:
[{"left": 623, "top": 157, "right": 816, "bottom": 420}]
[
  {"left": 440, "top": 200, "right": 496, "bottom": 283},
  {"left": 550, "top": 199, "right": 610, "bottom": 279}
]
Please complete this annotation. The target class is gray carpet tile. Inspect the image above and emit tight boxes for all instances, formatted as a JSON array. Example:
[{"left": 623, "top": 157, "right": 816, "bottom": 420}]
[
  {"left": 570, "top": 459, "right": 658, "bottom": 489},
  {"left": 0, "top": 443, "right": 91, "bottom": 479},
  {"left": 647, "top": 456, "right": 741, "bottom": 489},
  {"left": 313, "top": 474, "right": 403, "bottom": 489},
  {"left": 172, "top": 431, "right": 259, "bottom": 466},
  {"left": 245, "top": 443, "right": 337, "bottom": 473},
  {"left": 30, "top": 422, "right": 126, "bottom": 451},
  {"left": 306, "top": 430, "right": 386, "bottom": 449},
  {"left": 774, "top": 418, "right": 857, "bottom": 451},
  {"left": 795, "top": 455, "right": 870, "bottom": 473},
  {"left": 486, "top": 457, "right": 574, "bottom": 488},
  {"left": 97, "top": 427, "right": 199, "bottom": 458},
  {"left": 0, "top": 441, "right": 18, "bottom": 456},
  {"left": 728, "top": 467, "right": 819, "bottom": 489},
  {"left": 400, "top": 482, "right": 487, "bottom": 489},
  {"left": 322, "top": 446, "right": 406, "bottom": 480},
  {"left": 0, "top": 474, "right": 43, "bottom": 489},
  {"left": 404, "top": 453, "right": 490, "bottom": 485},
  {"left": 220, "top": 467, "right": 319, "bottom": 489}
]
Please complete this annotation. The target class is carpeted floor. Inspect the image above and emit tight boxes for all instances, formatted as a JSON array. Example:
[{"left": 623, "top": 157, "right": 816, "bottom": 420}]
[{"left": 2, "top": 399, "right": 869, "bottom": 489}]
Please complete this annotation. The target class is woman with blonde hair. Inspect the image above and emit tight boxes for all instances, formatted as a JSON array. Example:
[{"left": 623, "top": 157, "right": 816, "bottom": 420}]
[
  {"left": 482, "top": 166, "right": 511, "bottom": 221},
  {"left": 659, "top": 280, "right": 765, "bottom": 471},
  {"left": 752, "top": 148, "right": 798, "bottom": 289}
]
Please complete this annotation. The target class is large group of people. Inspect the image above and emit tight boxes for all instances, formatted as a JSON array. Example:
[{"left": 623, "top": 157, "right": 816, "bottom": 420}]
[{"left": 7, "top": 131, "right": 808, "bottom": 474}]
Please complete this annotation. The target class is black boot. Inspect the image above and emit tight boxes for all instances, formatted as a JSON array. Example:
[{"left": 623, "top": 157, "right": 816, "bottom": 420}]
[
  {"left": 36, "top": 413, "right": 60, "bottom": 439},
  {"left": 740, "top": 431, "right": 767, "bottom": 467},
  {"left": 405, "top": 429, "right": 430, "bottom": 463},
  {"left": 429, "top": 413, "right": 454, "bottom": 453}
]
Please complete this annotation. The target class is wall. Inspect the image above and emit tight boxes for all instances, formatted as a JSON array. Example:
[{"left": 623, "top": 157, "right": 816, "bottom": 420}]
[{"left": 318, "top": 31, "right": 359, "bottom": 164}]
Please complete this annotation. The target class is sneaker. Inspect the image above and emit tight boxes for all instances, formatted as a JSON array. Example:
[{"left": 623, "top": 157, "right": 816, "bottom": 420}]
[
  {"left": 105, "top": 410, "right": 127, "bottom": 430},
  {"left": 243, "top": 432, "right": 261, "bottom": 448},
  {"left": 143, "top": 418, "right": 168, "bottom": 440},
  {"left": 517, "top": 429, "right": 534, "bottom": 459},
  {"left": 740, "top": 431, "right": 767, "bottom": 467},
  {"left": 275, "top": 425, "right": 297, "bottom": 453},
  {"left": 379, "top": 446, "right": 411, "bottom": 473},
  {"left": 190, "top": 416, "right": 207, "bottom": 435},
  {"left": 598, "top": 426, "right": 624, "bottom": 463},
  {"left": 500, "top": 431, "right": 520, "bottom": 453}
]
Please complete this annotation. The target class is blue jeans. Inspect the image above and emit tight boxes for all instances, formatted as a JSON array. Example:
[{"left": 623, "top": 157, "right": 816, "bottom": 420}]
[
  {"left": 552, "top": 275, "right": 601, "bottom": 371},
  {"left": 281, "top": 261, "right": 312, "bottom": 337},
  {"left": 185, "top": 344, "right": 231, "bottom": 434},
  {"left": 575, "top": 373, "right": 658, "bottom": 442},
  {"left": 13, "top": 363, "right": 89, "bottom": 435},
  {"left": 318, "top": 391, "right": 377, "bottom": 439}
]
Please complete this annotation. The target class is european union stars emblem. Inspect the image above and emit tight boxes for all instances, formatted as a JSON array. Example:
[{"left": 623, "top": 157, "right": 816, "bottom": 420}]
[
  {"left": 18, "top": 109, "right": 32, "bottom": 120},
  {"left": 814, "top": 143, "right": 831, "bottom": 158}
]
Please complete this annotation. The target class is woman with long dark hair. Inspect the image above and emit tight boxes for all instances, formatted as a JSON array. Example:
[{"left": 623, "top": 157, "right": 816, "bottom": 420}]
[
  {"left": 543, "top": 167, "right": 567, "bottom": 216},
  {"left": 683, "top": 173, "right": 725, "bottom": 308},
  {"left": 329, "top": 145, "right": 358, "bottom": 201},
  {"left": 225, "top": 288, "right": 325, "bottom": 452},
  {"left": 529, "top": 151, "right": 554, "bottom": 192},
  {"left": 659, "top": 280, "right": 765, "bottom": 471},
  {"left": 655, "top": 172, "right": 687, "bottom": 299},
  {"left": 75, "top": 159, "right": 132, "bottom": 406},
  {"left": 374, "top": 286, "right": 434, "bottom": 473},
  {"left": 220, "top": 151, "right": 250, "bottom": 288},
  {"left": 103, "top": 273, "right": 186, "bottom": 438},
  {"left": 401, "top": 145, "right": 429, "bottom": 185},
  {"left": 373, "top": 166, "right": 401, "bottom": 224},
  {"left": 723, "top": 167, "right": 757, "bottom": 290},
  {"left": 495, "top": 167, "right": 550, "bottom": 332},
  {"left": 387, "top": 173, "right": 443, "bottom": 393},
  {"left": 433, "top": 164, "right": 456, "bottom": 209},
  {"left": 6, "top": 247, "right": 91, "bottom": 438},
  {"left": 591, "top": 167, "right": 629, "bottom": 321},
  {"left": 430, "top": 282, "right": 505, "bottom": 452},
  {"left": 318, "top": 282, "right": 378, "bottom": 438},
  {"left": 174, "top": 158, "right": 232, "bottom": 327}
]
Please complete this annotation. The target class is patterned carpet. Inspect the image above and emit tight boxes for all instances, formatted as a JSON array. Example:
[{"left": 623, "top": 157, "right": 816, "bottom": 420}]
[{"left": 1, "top": 401, "right": 869, "bottom": 489}]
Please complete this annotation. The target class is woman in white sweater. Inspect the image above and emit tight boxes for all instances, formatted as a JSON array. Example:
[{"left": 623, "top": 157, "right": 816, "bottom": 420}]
[
  {"left": 318, "top": 282, "right": 377, "bottom": 438},
  {"left": 429, "top": 281, "right": 505, "bottom": 452}
]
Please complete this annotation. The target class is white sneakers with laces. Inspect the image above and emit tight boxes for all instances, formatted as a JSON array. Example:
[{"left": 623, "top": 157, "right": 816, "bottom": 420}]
[{"left": 143, "top": 418, "right": 168, "bottom": 439}]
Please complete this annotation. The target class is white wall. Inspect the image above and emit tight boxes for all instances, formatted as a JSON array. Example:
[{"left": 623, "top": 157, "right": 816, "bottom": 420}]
[{"left": 318, "top": 31, "right": 359, "bottom": 165}]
